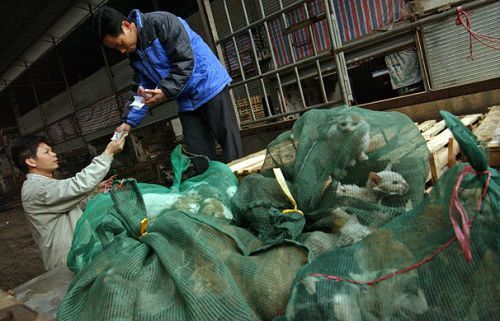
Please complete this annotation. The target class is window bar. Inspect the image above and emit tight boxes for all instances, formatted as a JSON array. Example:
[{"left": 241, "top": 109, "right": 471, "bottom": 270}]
[
  {"left": 279, "top": 0, "right": 307, "bottom": 109},
  {"left": 303, "top": 1, "right": 328, "bottom": 103},
  {"left": 222, "top": 0, "right": 256, "bottom": 120},
  {"left": 322, "top": 0, "right": 353, "bottom": 104},
  {"left": 256, "top": 0, "right": 287, "bottom": 114},
  {"left": 240, "top": 0, "right": 272, "bottom": 118}
]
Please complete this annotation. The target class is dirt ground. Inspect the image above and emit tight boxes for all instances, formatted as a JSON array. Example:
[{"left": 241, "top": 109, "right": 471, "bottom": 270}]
[{"left": 0, "top": 205, "right": 45, "bottom": 291}]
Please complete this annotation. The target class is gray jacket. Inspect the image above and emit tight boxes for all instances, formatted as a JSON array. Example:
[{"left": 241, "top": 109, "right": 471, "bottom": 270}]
[{"left": 21, "top": 153, "right": 113, "bottom": 270}]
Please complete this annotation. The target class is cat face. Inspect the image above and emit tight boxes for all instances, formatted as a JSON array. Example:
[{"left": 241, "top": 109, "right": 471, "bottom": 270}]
[
  {"left": 336, "top": 184, "right": 362, "bottom": 197},
  {"left": 369, "top": 171, "right": 409, "bottom": 196},
  {"left": 336, "top": 114, "right": 367, "bottom": 134}
]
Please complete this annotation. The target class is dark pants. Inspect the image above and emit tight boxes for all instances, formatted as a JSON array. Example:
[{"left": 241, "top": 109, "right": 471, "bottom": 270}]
[{"left": 179, "top": 87, "right": 243, "bottom": 173}]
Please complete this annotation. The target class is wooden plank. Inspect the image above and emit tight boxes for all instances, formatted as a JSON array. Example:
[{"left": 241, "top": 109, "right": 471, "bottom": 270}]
[
  {"left": 422, "top": 120, "right": 446, "bottom": 141},
  {"left": 418, "top": 120, "right": 436, "bottom": 132},
  {"left": 228, "top": 149, "right": 267, "bottom": 173},
  {"left": 448, "top": 138, "right": 457, "bottom": 168},
  {"left": 429, "top": 153, "right": 439, "bottom": 184},
  {"left": 473, "top": 106, "right": 500, "bottom": 143},
  {"left": 426, "top": 144, "right": 461, "bottom": 182},
  {"left": 488, "top": 146, "right": 500, "bottom": 167},
  {"left": 384, "top": 88, "right": 498, "bottom": 123},
  {"left": 230, "top": 113, "right": 483, "bottom": 175},
  {"left": 427, "top": 114, "right": 482, "bottom": 153}
]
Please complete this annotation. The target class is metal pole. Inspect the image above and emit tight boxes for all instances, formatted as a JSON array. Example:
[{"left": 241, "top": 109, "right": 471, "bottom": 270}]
[
  {"left": 197, "top": 0, "right": 225, "bottom": 62},
  {"left": 256, "top": 0, "right": 287, "bottom": 114},
  {"left": 199, "top": 0, "right": 241, "bottom": 127},
  {"left": 88, "top": 3, "right": 123, "bottom": 112},
  {"left": 414, "top": 26, "right": 432, "bottom": 91},
  {"left": 302, "top": 1, "right": 328, "bottom": 103},
  {"left": 24, "top": 62, "right": 40, "bottom": 108},
  {"left": 218, "top": 0, "right": 307, "bottom": 43},
  {"left": 222, "top": 0, "right": 256, "bottom": 120},
  {"left": 240, "top": 0, "right": 273, "bottom": 117},
  {"left": 322, "top": 0, "right": 352, "bottom": 105},
  {"left": 52, "top": 37, "right": 76, "bottom": 111},
  {"left": 8, "top": 89, "right": 20, "bottom": 120},
  {"left": 278, "top": 0, "right": 307, "bottom": 110}
]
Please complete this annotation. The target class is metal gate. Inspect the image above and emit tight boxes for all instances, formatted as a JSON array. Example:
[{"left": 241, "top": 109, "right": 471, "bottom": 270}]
[
  {"left": 201, "top": 0, "right": 408, "bottom": 126},
  {"left": 422, "top": 2, "right": 500, "bottom": 89}
]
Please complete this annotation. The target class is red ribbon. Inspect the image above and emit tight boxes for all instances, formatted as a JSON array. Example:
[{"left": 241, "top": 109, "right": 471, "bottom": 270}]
[
  {"left": 449, "top": 164, "right": 491, "bottom": 262},
  {"left": 305, "top": 164, "right": 491, "bottom": 286},
  {"left": 455, "top": 6, "right": 500, "bottom": 60}
]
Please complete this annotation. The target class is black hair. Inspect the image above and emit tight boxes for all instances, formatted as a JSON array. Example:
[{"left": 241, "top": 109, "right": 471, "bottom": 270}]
[
  {"left": 9, "top": 134, "right": 50, "bottom": 174},
  {"left": 92, "top": 6, "right": 129, "bottom": 42}
]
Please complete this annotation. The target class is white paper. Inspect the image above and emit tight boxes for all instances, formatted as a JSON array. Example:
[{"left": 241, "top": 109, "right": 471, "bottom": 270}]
[{"left": 131, "top": 95, "right": 146, "bottom": 110}]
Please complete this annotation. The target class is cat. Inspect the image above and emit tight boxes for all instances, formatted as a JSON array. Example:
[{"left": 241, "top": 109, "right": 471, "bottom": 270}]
[
  {"left": 336, "top": 170, "right": 409, "bottom": 204},
  {"left": 309, "top": 208, "right": 372, "bottom": 247},
  {"left": 348, "top": 230, "right": 429, "bottom": 320},
  {"left": 323, "top": 113, "right": 370, "bottom": 167},
  {"left": 294, "top": 112, "right": 371, "bottom": 211}
]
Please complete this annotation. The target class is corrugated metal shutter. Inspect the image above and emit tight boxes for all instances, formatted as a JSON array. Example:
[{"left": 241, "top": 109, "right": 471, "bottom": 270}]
[
  {"left": 422, "top": 2, "right": 500, "bottom": 89},
  {"left": 75, "top": 95, "right": 122, "bottom": 136}
]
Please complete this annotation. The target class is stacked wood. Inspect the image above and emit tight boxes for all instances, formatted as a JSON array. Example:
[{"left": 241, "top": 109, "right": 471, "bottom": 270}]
[
  {"left": 424, "top": 113, "right": 482, "bottom": 184},
  {"left": 229, "top": 110, "right": 496, "bottom": 183},
  {"left": 473, "top": 106, "right": 500, "bottom": 167},
  {"left": 235, "top": 96, "right": 265, "bottom": 123}
]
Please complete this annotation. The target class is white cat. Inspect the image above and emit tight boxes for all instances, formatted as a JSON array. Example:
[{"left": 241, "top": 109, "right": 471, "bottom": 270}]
[
  {"left": 295, "top": 112, "right": 371, "bottom": 210},
  {"left": 323, "top": 113, "right": 370, "bottom": 166},
  {"left": 336, "top": 170, "right": 409, "bottom": 204}
]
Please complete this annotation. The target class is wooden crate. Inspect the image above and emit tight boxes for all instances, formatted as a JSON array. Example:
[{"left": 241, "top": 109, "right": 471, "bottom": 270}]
[
  {"left": 473, "top": 105, "right": 500, "bottom": 167},
  {"left": 235, "top": 96, "right": 265, "bottom": 122}
]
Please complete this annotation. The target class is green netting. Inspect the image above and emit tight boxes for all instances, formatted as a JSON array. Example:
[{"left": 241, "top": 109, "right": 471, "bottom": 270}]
[
  {"left": 232, "top": 107, "right": 498, "bottom": 320},
  {"left": 253, "top": 108, "right": 496, "bottom": 321},
  {"left": 59, "top": 145, "right": 309, "bottom": 321},
  {"left": 59, "top": 106, "right": 499, "bottom": 321},
  {"left": 233, "top": 106, "right": 430, "bottom": 245}
]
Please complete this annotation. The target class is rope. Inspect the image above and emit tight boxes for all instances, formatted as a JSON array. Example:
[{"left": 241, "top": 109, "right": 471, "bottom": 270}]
[
  {"left": 305, "top": 165, "right": 491, "bottom": 286},
  {"left": 273, "top": 168, "right": 304, "bottom": 216},
  {"left": 455, "top": 6, "right": 500, "bottom": 59},
  {"left": 449, "top": 165, "right": 490, "bottom": 262},
  {"left": 181, "top": 146, "right": 210, "bottom": 162},
  {"left": 140, "top": 218, "right": 149, "bottom": 236}
]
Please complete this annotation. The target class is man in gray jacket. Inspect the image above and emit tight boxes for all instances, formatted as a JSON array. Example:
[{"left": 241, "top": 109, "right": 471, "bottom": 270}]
[{"left": 10, "top": 134, "right": 125, "bottom": 270}]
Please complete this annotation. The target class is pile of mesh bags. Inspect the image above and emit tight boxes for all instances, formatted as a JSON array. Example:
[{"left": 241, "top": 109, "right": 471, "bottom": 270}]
[{"left": 57, "top": 107, "right": 498, "bottom": 321}]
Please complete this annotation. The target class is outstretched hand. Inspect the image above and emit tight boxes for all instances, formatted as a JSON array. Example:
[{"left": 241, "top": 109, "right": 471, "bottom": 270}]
[{"left": 96, "top": 174, "right": 118, "bottom": 193}]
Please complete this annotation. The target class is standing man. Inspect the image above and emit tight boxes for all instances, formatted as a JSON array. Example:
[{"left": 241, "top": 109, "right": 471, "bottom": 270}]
[
  {"left": 93, "top": 6, "right": 243, "bottom": 173},
  {"left": 9, "top": 134, "right": 125, "bottom": 270}
]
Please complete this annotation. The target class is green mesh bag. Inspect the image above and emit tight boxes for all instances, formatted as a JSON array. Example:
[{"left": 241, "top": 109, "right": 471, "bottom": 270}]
[
  {"left": 232, "top": 106, "right": 430, "bottom": 246},
  {"left": 273, "top": 110, "right": 499, "bottom": 320},
  {"left": 58, "top": 146, "right": 309, "bottom": 321},
  {"left": 67, "top": 145, "right": 239, "bottom": 273}
]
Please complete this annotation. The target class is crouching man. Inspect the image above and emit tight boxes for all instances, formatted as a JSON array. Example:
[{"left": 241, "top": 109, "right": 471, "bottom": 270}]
[{"left": 9, "top": 134, "right": 125, "bottom": 270}]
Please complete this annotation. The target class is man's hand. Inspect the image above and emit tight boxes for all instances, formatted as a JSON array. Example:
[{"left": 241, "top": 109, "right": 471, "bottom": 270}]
[
  {"left": 104, "top": 134, "right": 126, "bottom": 156},
  {"left": 143, "top": 88, "right": 167, "bottom": 106},
  {"left": 115, "top": 123, "right": 131, "bottom": 134},
  {"left": 96, "top": 175, "right": 117, "bottom": 193}
]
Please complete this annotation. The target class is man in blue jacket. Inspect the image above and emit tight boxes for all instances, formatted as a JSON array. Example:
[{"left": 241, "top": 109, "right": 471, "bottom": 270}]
[{"left": 93, "top": 6, "right": 243, "bottom": 173}]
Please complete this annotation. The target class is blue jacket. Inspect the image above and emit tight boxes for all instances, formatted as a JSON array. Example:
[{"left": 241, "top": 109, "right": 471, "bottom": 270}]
[{"left": 123, "top": 10, "right": 232, "bottom": 127}]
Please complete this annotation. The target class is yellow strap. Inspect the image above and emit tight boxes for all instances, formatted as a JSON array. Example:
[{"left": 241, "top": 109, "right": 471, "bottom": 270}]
[
  {"left": 273, "top": 168, "right": 304, "bottom": 216},
  {"left": 140, "top": 218, "right": 149, "bottom": 236}
]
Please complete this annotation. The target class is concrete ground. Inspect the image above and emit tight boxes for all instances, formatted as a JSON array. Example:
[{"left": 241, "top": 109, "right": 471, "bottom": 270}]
[{"left": 0, "top": 206, "right": 44, "bottom": 291}]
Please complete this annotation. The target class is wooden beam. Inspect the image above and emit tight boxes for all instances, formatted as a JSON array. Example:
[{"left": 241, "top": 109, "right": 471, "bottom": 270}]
[
  {"left": 361, "top": 78, "right": 500, "bottom": 113},
  {"left": 418, "top": 120, "right": 436, "bottom": 132}
]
